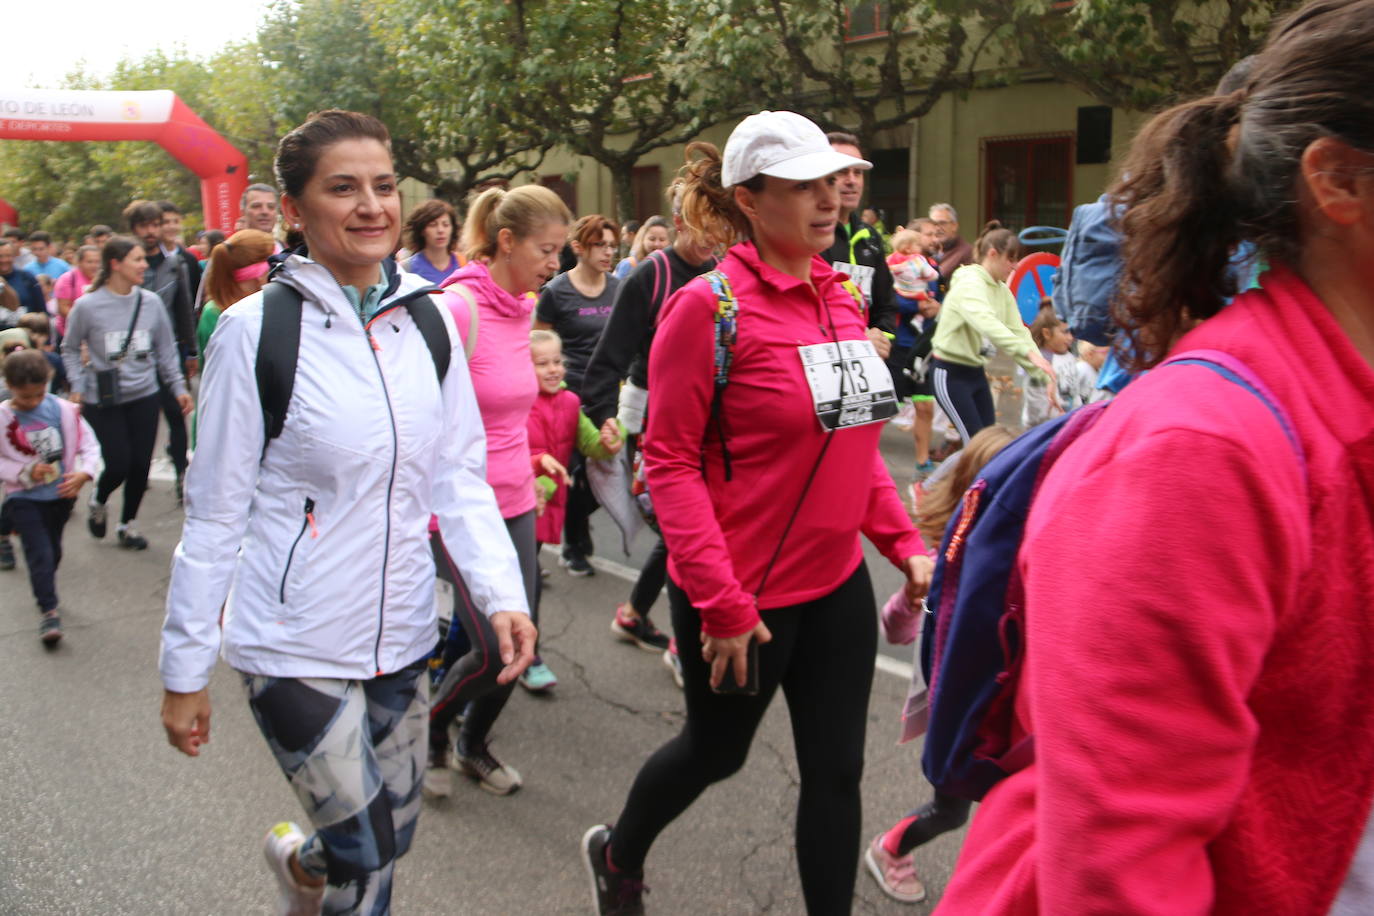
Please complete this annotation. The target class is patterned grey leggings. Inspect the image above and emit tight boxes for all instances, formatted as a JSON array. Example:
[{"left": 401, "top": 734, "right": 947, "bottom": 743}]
[{"left": 242, "top": 660, "right": 428, "bottom": 916}]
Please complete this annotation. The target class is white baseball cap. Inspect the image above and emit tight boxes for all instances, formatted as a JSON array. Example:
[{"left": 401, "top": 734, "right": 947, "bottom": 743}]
[{"left": 721, "top": 111, "right": 872, "bottom": 187}]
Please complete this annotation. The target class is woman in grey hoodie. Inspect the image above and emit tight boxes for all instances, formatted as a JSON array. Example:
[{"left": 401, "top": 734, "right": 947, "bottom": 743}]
[{"left": 61, "top": 236, "right": 190, "bottom": 549}]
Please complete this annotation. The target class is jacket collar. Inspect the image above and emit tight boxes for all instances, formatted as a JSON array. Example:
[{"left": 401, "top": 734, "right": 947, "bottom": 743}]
[
  {"left": 272, "top": 252, "right": 433, "bottom": 316},
  {"left": 728, "top": 240, "right": 841, "bottom": 299}
]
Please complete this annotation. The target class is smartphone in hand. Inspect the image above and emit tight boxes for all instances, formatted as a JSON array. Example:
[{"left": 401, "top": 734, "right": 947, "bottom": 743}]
[{"left": 711, "top": 637, "right": 760, "bottom": 696}]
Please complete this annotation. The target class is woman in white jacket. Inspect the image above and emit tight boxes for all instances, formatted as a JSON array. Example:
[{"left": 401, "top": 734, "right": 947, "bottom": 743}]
[{"left": 158, "top": 110, "right": 537, "bottom": 916}]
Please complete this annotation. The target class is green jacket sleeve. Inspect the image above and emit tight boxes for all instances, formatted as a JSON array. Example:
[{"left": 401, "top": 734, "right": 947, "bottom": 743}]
[{"left": 576, "top": 410, "right": 617, "bottom": 460}]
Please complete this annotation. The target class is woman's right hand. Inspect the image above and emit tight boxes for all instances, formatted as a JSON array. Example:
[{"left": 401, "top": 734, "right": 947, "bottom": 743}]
[
  {"left": 161, "top": 688, "right": 211, "bottom": 757},
  {"left": 701, "top": 620, "right": 773, "bottom": 690},
  {"left": 490, "top": 611, "right": 538, "bottom": 685}
]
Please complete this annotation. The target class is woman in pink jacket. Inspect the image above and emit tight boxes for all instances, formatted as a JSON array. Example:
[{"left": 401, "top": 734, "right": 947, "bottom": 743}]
[
  {"left": 424, "top": 185, "right": 572, "bottom": 798},
  {"left": 937, "top": 2, "right": 1374, "bottom": 913},
  {"left": 581, "top": 111, "right": 932, "bottom": 916}
]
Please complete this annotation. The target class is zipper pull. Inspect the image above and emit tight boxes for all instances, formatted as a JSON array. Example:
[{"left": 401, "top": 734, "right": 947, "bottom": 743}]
[
  {"left": 304, "top": 498, "right": 318, "bottom": 538},
  {"left": 368, "top": 333, "right": 381, "bottom": 352},
  {"left": 324, "top": 312, "right": 333, "bottom": 328}
]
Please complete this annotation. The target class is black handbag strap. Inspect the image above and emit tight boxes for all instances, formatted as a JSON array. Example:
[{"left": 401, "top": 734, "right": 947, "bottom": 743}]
[{"left": 110, "top": 290, "right": 145, "bottom": 361}]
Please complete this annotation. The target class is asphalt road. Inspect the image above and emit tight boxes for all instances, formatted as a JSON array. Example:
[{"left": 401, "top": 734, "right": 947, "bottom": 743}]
[{"left": 0, "top": 416, "right": 979, "bottom": 915}]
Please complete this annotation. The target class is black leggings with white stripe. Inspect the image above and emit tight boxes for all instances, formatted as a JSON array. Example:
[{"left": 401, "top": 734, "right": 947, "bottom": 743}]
[{"left": 930, "top": 358, "right": 994, "bottom": 444}]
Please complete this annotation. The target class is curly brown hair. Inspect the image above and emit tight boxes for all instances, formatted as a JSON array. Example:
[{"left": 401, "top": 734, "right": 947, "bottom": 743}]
[{"left": 1110, "top": 0, "right": 1374, "bottom": 369}]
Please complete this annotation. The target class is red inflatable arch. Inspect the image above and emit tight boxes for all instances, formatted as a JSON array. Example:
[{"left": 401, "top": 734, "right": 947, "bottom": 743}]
[{"left": 0, "top": 89, "right": 248, "bottom": 231}]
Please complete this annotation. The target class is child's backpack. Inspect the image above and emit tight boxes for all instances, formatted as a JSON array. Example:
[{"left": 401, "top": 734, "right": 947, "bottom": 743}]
[{"left": 915, "top": 350, "right": 1304, "bottom": 801}]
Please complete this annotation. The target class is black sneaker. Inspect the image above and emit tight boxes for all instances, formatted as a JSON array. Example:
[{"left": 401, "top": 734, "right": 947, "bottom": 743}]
[
  {"left": 560, "top": 553, "right": 595, "bottom": 577},
  {"left": 611, "top": 605, "right": 670, "bottom": 652},
  {"left": 581, "top": 825, "right": 646, "bottom": 916},
  {"left": 117, "top": 525, "right": 148, "bottom": 550},
  {"left": 0, "top": 536, "right": 14, "bottom": 571},
  {"left": 39, "top": 610, "right": 62, "bottom": 647},
  {"left": 87, "top": 499, "right": 107, "bottom": 539}
]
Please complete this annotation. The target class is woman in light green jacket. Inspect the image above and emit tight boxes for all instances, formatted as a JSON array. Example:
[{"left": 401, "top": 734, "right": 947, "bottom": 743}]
[{"left": 929, "top": 221, "right": 1056, "bottom": 440}]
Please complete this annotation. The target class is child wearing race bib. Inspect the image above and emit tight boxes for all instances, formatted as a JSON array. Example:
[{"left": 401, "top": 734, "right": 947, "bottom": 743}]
[{"left": 0, "top": 349, "right": 100, "bottom": 645}]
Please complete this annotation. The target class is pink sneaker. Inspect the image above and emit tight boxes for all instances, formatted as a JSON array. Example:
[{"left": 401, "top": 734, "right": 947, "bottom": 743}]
[{"left": 864, "top": 832, "right": 927, "bottom": 903}]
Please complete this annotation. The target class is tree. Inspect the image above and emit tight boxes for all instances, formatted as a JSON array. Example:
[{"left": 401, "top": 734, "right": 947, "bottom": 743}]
[
  {"left": 684, "top": 0, "right": 999, "bottom": 155},
  {"left": 443, "top": 0, "right": 753, "bottom": 224},
  {"left": 969, "top": 0, "right": 1302, "bottom": 111}
]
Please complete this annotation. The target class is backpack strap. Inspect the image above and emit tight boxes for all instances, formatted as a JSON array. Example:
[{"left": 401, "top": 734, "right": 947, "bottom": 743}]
[
  {"left": 704, "top": 270, "right": 738, "bottom": 482},
  {"left": 256, "top": 281, "right": 304, "bottom": 458},
  {"left": 444, "top": 282, "right": 480, "bottom": 361},
  {"left": 1162, "top": 349, "right": 1307, "bottom": 484},
  {"left": 404, "top": 294, "right": 452, "bottom": 385},
  {"left": 649, "top": 249, "right": 669, "bottom": 309},
  {"left": 256, "top": 282, "right": 452, "bottom": 459}
]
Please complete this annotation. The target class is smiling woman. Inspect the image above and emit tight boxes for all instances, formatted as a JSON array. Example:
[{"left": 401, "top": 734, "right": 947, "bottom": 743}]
[{"left": 158, "top": 110, "right": 537, "bottom": 916}]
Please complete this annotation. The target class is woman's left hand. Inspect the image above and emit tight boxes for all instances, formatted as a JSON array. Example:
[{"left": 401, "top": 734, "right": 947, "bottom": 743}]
[
  {"left": 866, "top": 327, "right": 892, "bottom": 359},
  {"left": 903, "top": 554, "right": 935, "bottom": 605},
  {"left": 176, "top": 393, "right": 194, "bottom": 416}
]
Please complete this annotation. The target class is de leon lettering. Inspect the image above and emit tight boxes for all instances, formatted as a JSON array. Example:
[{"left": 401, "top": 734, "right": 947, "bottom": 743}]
[{"left": 578, "top": 305, "right": 614, "bottom": 317}]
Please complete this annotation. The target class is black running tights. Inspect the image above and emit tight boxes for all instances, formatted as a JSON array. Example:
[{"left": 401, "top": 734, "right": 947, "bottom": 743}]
[
  {"left": 83, "top": 393, "right": 160, "bottom": 524},
  {"left": 610, "top": 564, "right": 876, "bottom": 915}
]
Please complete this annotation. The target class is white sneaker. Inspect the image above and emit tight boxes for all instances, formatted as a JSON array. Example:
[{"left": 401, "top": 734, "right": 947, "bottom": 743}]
[{"left": 262, "top": 821, "right": 325, "bottom": 916}]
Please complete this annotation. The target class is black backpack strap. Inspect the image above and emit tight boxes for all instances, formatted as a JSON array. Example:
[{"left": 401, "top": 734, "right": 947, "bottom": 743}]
[
  {"left": 256, "top": 281, "right": 304, "bottom": 457},
  {"left": 403, "top": 293, "right": 451, "bottom": 385}
]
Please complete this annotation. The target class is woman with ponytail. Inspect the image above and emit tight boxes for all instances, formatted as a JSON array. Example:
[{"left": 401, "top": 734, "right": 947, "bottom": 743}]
[
  {"left": 581, "top": 112, "right": 930, "bottom": 915},
  {"left": 424, "top": 184, "right": 572, "bottom": 797},
  {"left": 61, "top": 236, "right": 191, "bottom": 550},
  {"left": 938, "top": 2, "right": 1374, "bottom": 912},
  {"left": 196, "top": 229, "right": 275, "bottom": 361},
  {"left": 928, "top": 221, "right": 1056, "bottom": 443}
]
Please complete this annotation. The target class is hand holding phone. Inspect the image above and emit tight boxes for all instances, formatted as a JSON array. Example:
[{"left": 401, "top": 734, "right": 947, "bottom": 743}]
[{"left": 704, "top": 621, "right": 772, "bottom": 696}]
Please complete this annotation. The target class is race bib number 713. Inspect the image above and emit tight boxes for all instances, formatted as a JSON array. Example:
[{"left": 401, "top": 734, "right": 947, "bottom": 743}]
[{"left": 797, "top": 339, "right": 899, "bottom": 431}]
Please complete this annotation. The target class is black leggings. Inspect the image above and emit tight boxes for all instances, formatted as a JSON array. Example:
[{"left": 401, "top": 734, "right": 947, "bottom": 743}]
[
  {"left": 930, "top": 358, "right": 995, "bottom": 443},
  {"left": 429, "top": 510, "right": 538, "bottom": 751},
  {"left": 157, "top": 378, "right": 188, "bottom": 475},
  {"left": 83, "top": 393, "right": 160, "bottom": 524},
  {"left": 561, "top": 453, "right": 598, "bottom": 559},
  {"left": 610, "top": 564, "right": 877, "bottom": 915},
  {"left": 628, "top": 536, "right": 668, "bottom": 616},
  {"left": 889, "top": 789, "right": 972, "bottom": 856}
]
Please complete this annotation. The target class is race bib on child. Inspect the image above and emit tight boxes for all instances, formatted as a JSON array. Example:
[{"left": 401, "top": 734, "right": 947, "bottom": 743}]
[
  {"left": 797, "top": 339, "right": 899, "bottom": 431},
  {"left": 830, "top": 261, "right": 875, "bottom": 300},
  {"left": 103, "top": 328, "right": 152, "bottom": 360}
]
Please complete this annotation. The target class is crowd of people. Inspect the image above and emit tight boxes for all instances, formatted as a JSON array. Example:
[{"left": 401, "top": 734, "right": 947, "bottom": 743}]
[{"left": 3, "top": 1, "right": 1373, "bottom": 913}]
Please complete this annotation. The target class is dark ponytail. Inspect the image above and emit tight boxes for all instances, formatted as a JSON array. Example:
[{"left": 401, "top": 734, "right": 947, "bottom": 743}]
[
  {"left": 1110, "top": 0, "right": 1374, "bottom": 369},
  {"left": 89, "top": 235, "right": 140, "bottom": 292}
]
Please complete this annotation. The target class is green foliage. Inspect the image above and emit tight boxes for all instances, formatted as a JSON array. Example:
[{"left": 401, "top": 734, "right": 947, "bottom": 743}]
[{"left": 967, "top": 0, "right": 1302, "bottom": 110}]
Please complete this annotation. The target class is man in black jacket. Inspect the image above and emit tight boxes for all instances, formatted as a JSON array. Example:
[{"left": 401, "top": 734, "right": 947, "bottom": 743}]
[
  {"left": 824, "top": 132, "right": 895, "bottom": 359},
  {"left": 126, "top": 199, "right": 195, "bottom": 501}
]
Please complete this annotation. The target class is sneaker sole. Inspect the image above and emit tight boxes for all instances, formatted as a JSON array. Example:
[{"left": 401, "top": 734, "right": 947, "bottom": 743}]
[
  {"left": 421, "top": 766, "right": 452, "bottom": 799},
  {"left": 662, "top": 650, "right": 684, "bottom": 689},
  {"left": 611, "top": 619, "right": 668, "bottom": 653},
  {"left": 863, "top": 842, "right": 927, "bottom": 904},
  {"left": 519, "top": 677, "right": 557, "bottom": 693},
  {"left": 581, "top": 824, "right": 611, "bottom": 916}
]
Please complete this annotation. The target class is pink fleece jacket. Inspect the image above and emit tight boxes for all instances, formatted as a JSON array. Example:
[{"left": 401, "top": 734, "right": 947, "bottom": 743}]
[
  {"left": 439, "top": 261, "right": 537, "bottom": 520},
  {"left": 1, "top": 395, "right": 101, "bottom": 494},
  {"left": 936, "top": 265, "right": 1374, "bottom": 916},
  {"left": 645, "top": 241, "right": 924, "bottom": 639}
]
